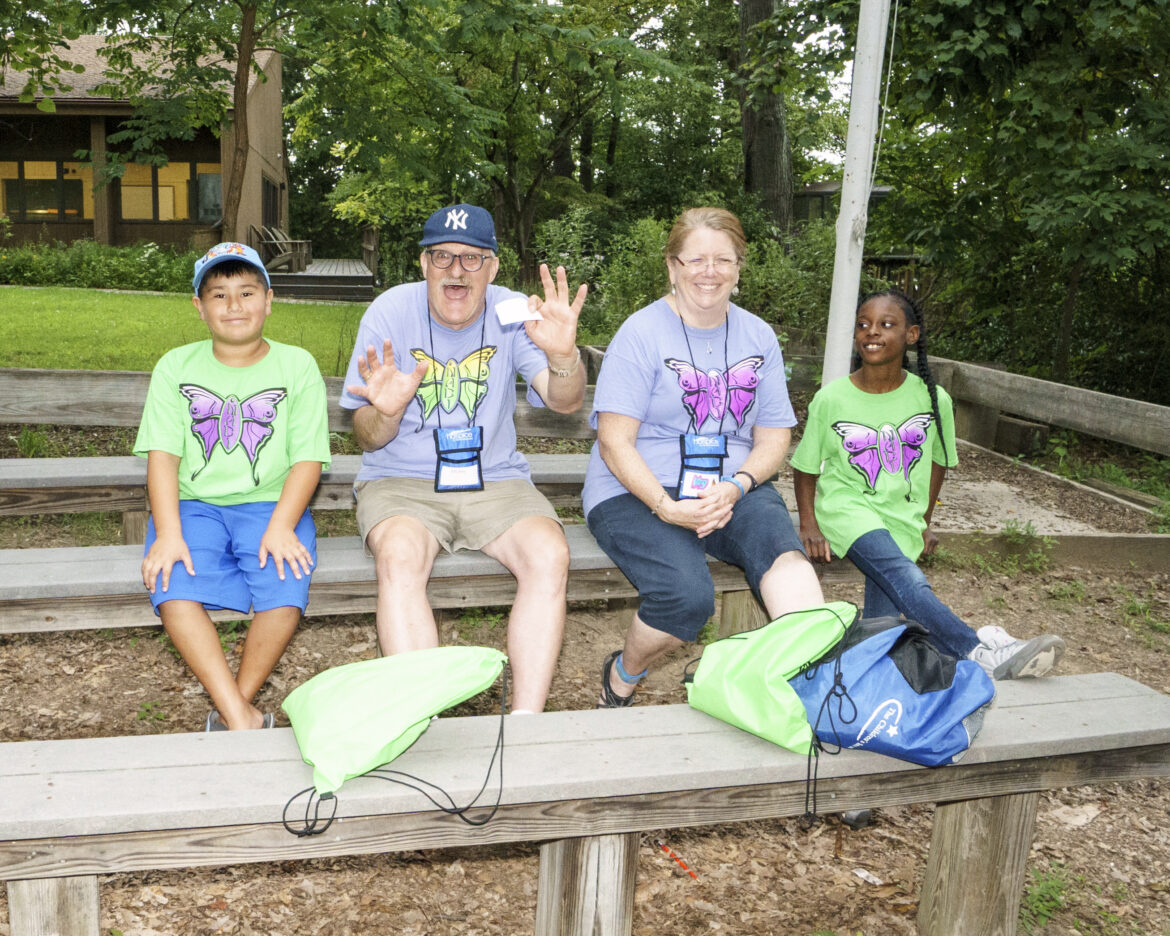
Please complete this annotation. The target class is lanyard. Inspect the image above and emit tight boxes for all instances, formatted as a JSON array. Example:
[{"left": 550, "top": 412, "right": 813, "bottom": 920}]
[
  {"left": 678, "top": 306, "right": 730, "bottom": 435},
  {"left": 425, "top": 303, "right": 489, "bottom": 430}
]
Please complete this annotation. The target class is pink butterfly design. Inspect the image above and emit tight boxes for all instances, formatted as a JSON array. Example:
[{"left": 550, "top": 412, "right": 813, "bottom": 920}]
[
  {"left": 179, "top": 384, "right": 287, "bottom": 485},
  {"left": 831, "top": 413, "right": 933, "bottom": 494},
  {"left": 664, "top": 356, "right": 764, "bottom": 430}
]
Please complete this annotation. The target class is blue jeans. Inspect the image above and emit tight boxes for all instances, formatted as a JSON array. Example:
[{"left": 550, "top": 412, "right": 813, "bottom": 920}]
[
  {"left": 845, "top": 528, "right": 979, "bottom": 659},
  {"left": 587, "top": 485, "right": 807, "bottom": 642}
]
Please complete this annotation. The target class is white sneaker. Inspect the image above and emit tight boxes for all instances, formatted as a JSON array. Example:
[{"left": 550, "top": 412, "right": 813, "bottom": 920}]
[
  {"left": 969, "top": 632, "right": 1066, "bottom": 680},
  {"left": 976, "top": 624, "right": 1018, "bottom": 650}
]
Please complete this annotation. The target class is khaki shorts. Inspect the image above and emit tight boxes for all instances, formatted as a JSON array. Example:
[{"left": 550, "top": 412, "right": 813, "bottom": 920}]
[{"left": 354, "top": 477, "right": 561, "bottom": 554}]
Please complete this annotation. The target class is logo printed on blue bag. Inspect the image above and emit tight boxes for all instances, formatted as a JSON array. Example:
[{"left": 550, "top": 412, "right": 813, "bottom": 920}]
[
  {"left": 855, "top": 698, "right": 903, "bottom": 748},
  {"left": 448, "top": 428, "right": 475, "bottom": 442}
]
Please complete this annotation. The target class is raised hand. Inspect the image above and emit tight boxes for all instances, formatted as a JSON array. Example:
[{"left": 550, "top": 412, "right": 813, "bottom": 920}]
[
  {"left": 346, "top": 339, "right": 428, "bottom": 419},
  {"left": 524, "top": 264, "right": 588, "bottom": 361}
]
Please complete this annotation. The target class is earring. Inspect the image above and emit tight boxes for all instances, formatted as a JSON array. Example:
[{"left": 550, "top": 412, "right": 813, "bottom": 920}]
[
  {"left": 670, "top": 283, "right": 676, "bottom": 295},
  {"left": 731, "top": 285, "right": 739, "bottom": 296}
]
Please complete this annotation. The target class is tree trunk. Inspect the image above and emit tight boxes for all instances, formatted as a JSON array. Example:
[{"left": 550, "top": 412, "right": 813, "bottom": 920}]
[
  {"left": 739, "top": 0, "right": 792, "bottom": 232},
  {"left": 604, "top": 92, "right": 620, "bottom": 199},
  {"left": 579, "top": 115, "right": 594, "bottom": 193},
  {"left": 552, "top": 111, "right": 574, "bottom": 178},
  {"left": 221, "top": 2, "right": 258, "bottom": 242},
  {"left": 1053, "top": 255, "right": 1085, "bottom": 383}
]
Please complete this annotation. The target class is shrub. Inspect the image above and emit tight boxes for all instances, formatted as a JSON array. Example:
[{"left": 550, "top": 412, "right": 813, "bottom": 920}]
[{"left": 0, "top": 240, "right": 198, "bottom": 292}]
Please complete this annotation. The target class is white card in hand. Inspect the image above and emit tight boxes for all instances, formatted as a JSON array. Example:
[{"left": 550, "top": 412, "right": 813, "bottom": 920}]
[{"left": 495, "top": 296, "right": 542, "bottom": 324}]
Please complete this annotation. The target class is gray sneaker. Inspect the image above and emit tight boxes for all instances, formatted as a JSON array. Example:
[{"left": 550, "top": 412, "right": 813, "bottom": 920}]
[
  {"left": 206, "top": 711, "right": 275, "bottom": 730},
  {"left": 969, "top": 629, "right": 1065, "bottom": 679}
]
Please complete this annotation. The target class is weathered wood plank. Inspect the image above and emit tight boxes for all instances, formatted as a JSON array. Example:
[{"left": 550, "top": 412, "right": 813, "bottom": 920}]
[
  {"left": 0, "top": 453, "right": 592, "bottom": 516},
  {"left": 1, "top": 743, "right": 1166, "bottom": 881},
  {"left": 0, "top": 526, "right": 766, "bottom": 633},
  {"left": 919, "top": 791, "right": 1039, "bottom": 936},
  {"left": 1, "top": 676, "right": 1167, "bottom": 842},
  {"left": 933, "top": 358, "right": 1170, "bottom": 456},
  {"left": 0, "top": 369, "right": 595, "bottom": 436},
  {"left": 536, "top": 833, "right": 639, "bottom": 936},
  {"left": 7, "top": 876, "right": 99, "bottom": 936}
]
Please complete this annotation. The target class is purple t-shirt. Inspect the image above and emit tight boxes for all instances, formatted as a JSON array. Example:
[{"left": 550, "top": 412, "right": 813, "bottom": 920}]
[
  {"left": 582, "top": 298, "right": 796, "bottom": 515},
  {"left": 339, "top": 282, "right": 550, "bottom": 483}
]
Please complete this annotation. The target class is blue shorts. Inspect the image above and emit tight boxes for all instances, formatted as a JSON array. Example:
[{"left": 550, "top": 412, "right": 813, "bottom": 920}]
[
  {"left": 587, "top": 484, "right": 806, "bottom": 641},
  {"left": 145, "top": 500, "right": 316, "bottom": 616}
]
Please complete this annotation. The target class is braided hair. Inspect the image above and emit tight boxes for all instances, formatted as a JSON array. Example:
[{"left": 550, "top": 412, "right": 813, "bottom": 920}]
[{"left": 853, "top": 289, "right": 950, "bottom": 465}]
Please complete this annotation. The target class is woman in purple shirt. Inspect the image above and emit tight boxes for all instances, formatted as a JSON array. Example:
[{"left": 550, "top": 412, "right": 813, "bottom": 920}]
[{"left": 583, "top": 207, "right": 824, "bottom": 707}]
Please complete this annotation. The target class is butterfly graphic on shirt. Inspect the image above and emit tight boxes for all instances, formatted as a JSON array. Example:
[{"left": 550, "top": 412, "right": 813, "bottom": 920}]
[
  {"left": 664, "top": 356, "right": 764, "bottom": 431},
  {"left": 831, "top": 413, "right": 933, "bottom": 497},
  {"left": 410, "top": 346, "right": 497, "bottom": 425},
  {"left": 179, "top": 384, "right": 287, "bottom": 486}
]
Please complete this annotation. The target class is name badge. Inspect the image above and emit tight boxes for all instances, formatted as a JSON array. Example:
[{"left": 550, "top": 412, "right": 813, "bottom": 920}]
[
  {"left": 677, "top": 433, "right": 727, "bottom": 499},
  {"left": 434, "top": 427, "right": 484, "bottom": 492}
]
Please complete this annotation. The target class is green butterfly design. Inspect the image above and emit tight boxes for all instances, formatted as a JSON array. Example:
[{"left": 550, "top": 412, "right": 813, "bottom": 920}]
[{"left": 410, "top": 346, "right": 497, "bottom": 424}]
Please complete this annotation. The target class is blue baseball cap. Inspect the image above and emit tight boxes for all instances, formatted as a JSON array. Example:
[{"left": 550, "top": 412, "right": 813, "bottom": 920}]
[
  {"left": 192, "top": 242, "right": 271, "bottom": 294},
  {"left": 419, "top": 204, "right": 497, "bottom": 252}
]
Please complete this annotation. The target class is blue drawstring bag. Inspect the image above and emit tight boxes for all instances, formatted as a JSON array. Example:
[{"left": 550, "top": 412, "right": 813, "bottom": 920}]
[{"left": 790, "top": 617, "right": 995, "bottom": 767}]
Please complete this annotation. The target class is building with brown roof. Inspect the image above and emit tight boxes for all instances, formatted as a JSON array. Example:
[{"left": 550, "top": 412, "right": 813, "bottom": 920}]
[{"left": 0, "top": 34, "right": 287, "bottom": 251}]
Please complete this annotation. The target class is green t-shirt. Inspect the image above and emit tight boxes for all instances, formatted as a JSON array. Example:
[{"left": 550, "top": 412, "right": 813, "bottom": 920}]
[
  {"left": 790, "top": 372, "right": 957, "bottom": 561},
  {"left": 134, "top": 339, "right": 331, "bottom": 505}
]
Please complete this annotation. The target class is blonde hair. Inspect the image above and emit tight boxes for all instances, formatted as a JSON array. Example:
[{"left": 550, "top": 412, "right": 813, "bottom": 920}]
[{"left": 664, "top": 207, "right": 747, "bottom": 264}]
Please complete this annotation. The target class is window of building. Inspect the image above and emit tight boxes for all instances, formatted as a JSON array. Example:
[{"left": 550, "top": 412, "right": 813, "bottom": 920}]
[
  {"left": 196, "top": 164, "right": 222, "bottom": 224},
  {"left": 0, "top": 160, "right": 91, "bottom": 222},
  {"left": 119, "top": 163, "right": 154, "bottom": 220},
  {"left": 262, "top": 175, "right": 280, "bottom": 230},
  {"left": 117, "top": 160, "right": 221, "bottom": 222}
]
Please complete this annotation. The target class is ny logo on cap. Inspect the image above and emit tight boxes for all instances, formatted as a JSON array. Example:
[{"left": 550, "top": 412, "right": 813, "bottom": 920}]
[{"left": 445, "top": 208, "right": 469, "bottom": 231}]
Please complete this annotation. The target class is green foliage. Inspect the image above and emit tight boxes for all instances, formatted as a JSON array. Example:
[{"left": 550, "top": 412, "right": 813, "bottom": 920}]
[
  {"left": 1047, "top": 579, "right": 1087, "bottom": 606},
  {"left": 923, "top": 521, "right": 1053, "bottom": 577},
  {"left": 1116, "top": 585, "right": 1170, "bottom": 636},
  {"left": 15, "top": 427, "right": 49, "bottom": 458},
  {"left": 586, "top": 216, "right": 670, "bottom": 342},
  {"left": 455, "top": 606, "right": 508, "bottom": 640},
  {"left": 1020, "top": 862, "right": 1071, "bottom": 935},
  {"left": 0, "top": 240, "right": 197, "bottom": 292},
  {"left": 136, "top": 700, "right": 167, "bottom": 722}
]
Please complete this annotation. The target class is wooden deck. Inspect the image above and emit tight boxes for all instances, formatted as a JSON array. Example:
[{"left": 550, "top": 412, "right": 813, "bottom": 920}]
[
  {"left": 268, "top": 258, "right": 375, "bottom": 301},
  {"left": 299, "top": 258, "right": 372, "bottom": 277}
]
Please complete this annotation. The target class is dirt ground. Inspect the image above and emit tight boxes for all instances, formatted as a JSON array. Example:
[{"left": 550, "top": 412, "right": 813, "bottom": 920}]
[{"left": 1, "top": 438, "right": 1168, "bottom": 935}]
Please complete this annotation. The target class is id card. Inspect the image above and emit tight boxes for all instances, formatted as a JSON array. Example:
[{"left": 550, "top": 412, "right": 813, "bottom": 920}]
[
  {"left": 677, "top": 433, "right": 727, "bottom": 499},
  {"left": 434, "top": 426, "right": 484, "bottom": 492}
]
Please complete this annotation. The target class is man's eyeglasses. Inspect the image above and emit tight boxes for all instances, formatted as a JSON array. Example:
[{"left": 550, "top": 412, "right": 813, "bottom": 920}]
[
  {"left": 674, "top": 255, "right": 739, "bottom": 272},
  {"left": 425, "top": 249, "right": 494, "bottom": 272}
]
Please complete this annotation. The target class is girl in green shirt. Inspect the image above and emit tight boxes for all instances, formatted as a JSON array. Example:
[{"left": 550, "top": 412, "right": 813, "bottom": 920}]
[{"left": 791, "top": 290, "right": 1065, "bottom": 680}]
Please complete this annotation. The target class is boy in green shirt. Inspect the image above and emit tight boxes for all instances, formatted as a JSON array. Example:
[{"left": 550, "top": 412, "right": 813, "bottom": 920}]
[{"left": 135, "top": 242, "right": 331, "bottom": 730}]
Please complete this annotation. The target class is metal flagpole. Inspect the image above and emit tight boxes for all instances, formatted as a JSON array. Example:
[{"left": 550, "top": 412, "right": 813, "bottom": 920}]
[{"left": 822, "top": 0, "right": 893, "bottom": 384}]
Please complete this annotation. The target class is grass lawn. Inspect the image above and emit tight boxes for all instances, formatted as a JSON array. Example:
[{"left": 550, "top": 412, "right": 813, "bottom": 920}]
[{"left": 0, "top": 285, "right": 364, "bottom": 376}]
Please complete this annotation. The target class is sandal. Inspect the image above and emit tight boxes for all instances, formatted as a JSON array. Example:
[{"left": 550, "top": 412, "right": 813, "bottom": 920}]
[{"left": 597, "top": 650, "right": 644, "bottom": 709}]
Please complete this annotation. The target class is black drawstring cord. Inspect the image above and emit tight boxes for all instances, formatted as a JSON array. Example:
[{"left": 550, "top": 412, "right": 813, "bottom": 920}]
[
  {"left": 282, "top": 668, "right": 508, "bottom": 836},
  {"left": 282, "top": 789, "right": 337, "bottom": 837}
]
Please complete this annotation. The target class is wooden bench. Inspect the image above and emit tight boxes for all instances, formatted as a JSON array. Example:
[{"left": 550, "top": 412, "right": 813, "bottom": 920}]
[
  {"left": 0, "top": 452, "right": 591, "bottom": 543},
  {"left": 2, "top": 673, "right": 1168, "bottom": 936},
  {"left": 260, "top": 225, "right": 312, "bottom": 273},
  {"left": 0, "top": 524, "right": 770, "bottom": 637}
]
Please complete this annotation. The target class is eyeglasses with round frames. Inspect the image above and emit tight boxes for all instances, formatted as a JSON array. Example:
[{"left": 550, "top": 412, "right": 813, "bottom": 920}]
[
  {"left": 424, "top": 248, "right": 494, "bottom": 272},
  {"left": 674, "top": 255, "right": 739, "bottom": 272}
]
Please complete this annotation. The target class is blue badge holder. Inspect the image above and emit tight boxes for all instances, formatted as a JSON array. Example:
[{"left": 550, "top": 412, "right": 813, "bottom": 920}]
[
  {"left": 434, "top": 427, "right": 484, "bottom": 492},
  {"left": 677, "top": 433, "right": 728, "bottom": 499}
]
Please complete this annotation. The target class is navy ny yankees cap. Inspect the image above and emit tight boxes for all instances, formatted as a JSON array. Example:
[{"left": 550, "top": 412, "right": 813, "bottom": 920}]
[{"left": 419, "top": 204, "right": 498, "bottom": 252}]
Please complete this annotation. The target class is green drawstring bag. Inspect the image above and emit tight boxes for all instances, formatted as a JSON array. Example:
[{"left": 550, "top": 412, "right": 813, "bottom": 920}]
[
  {"left": 685, "top": 601, "right": 857, "bottom": 755},
  {"left": 282, "top": 645, "right": 508, "bottom": 796}
]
